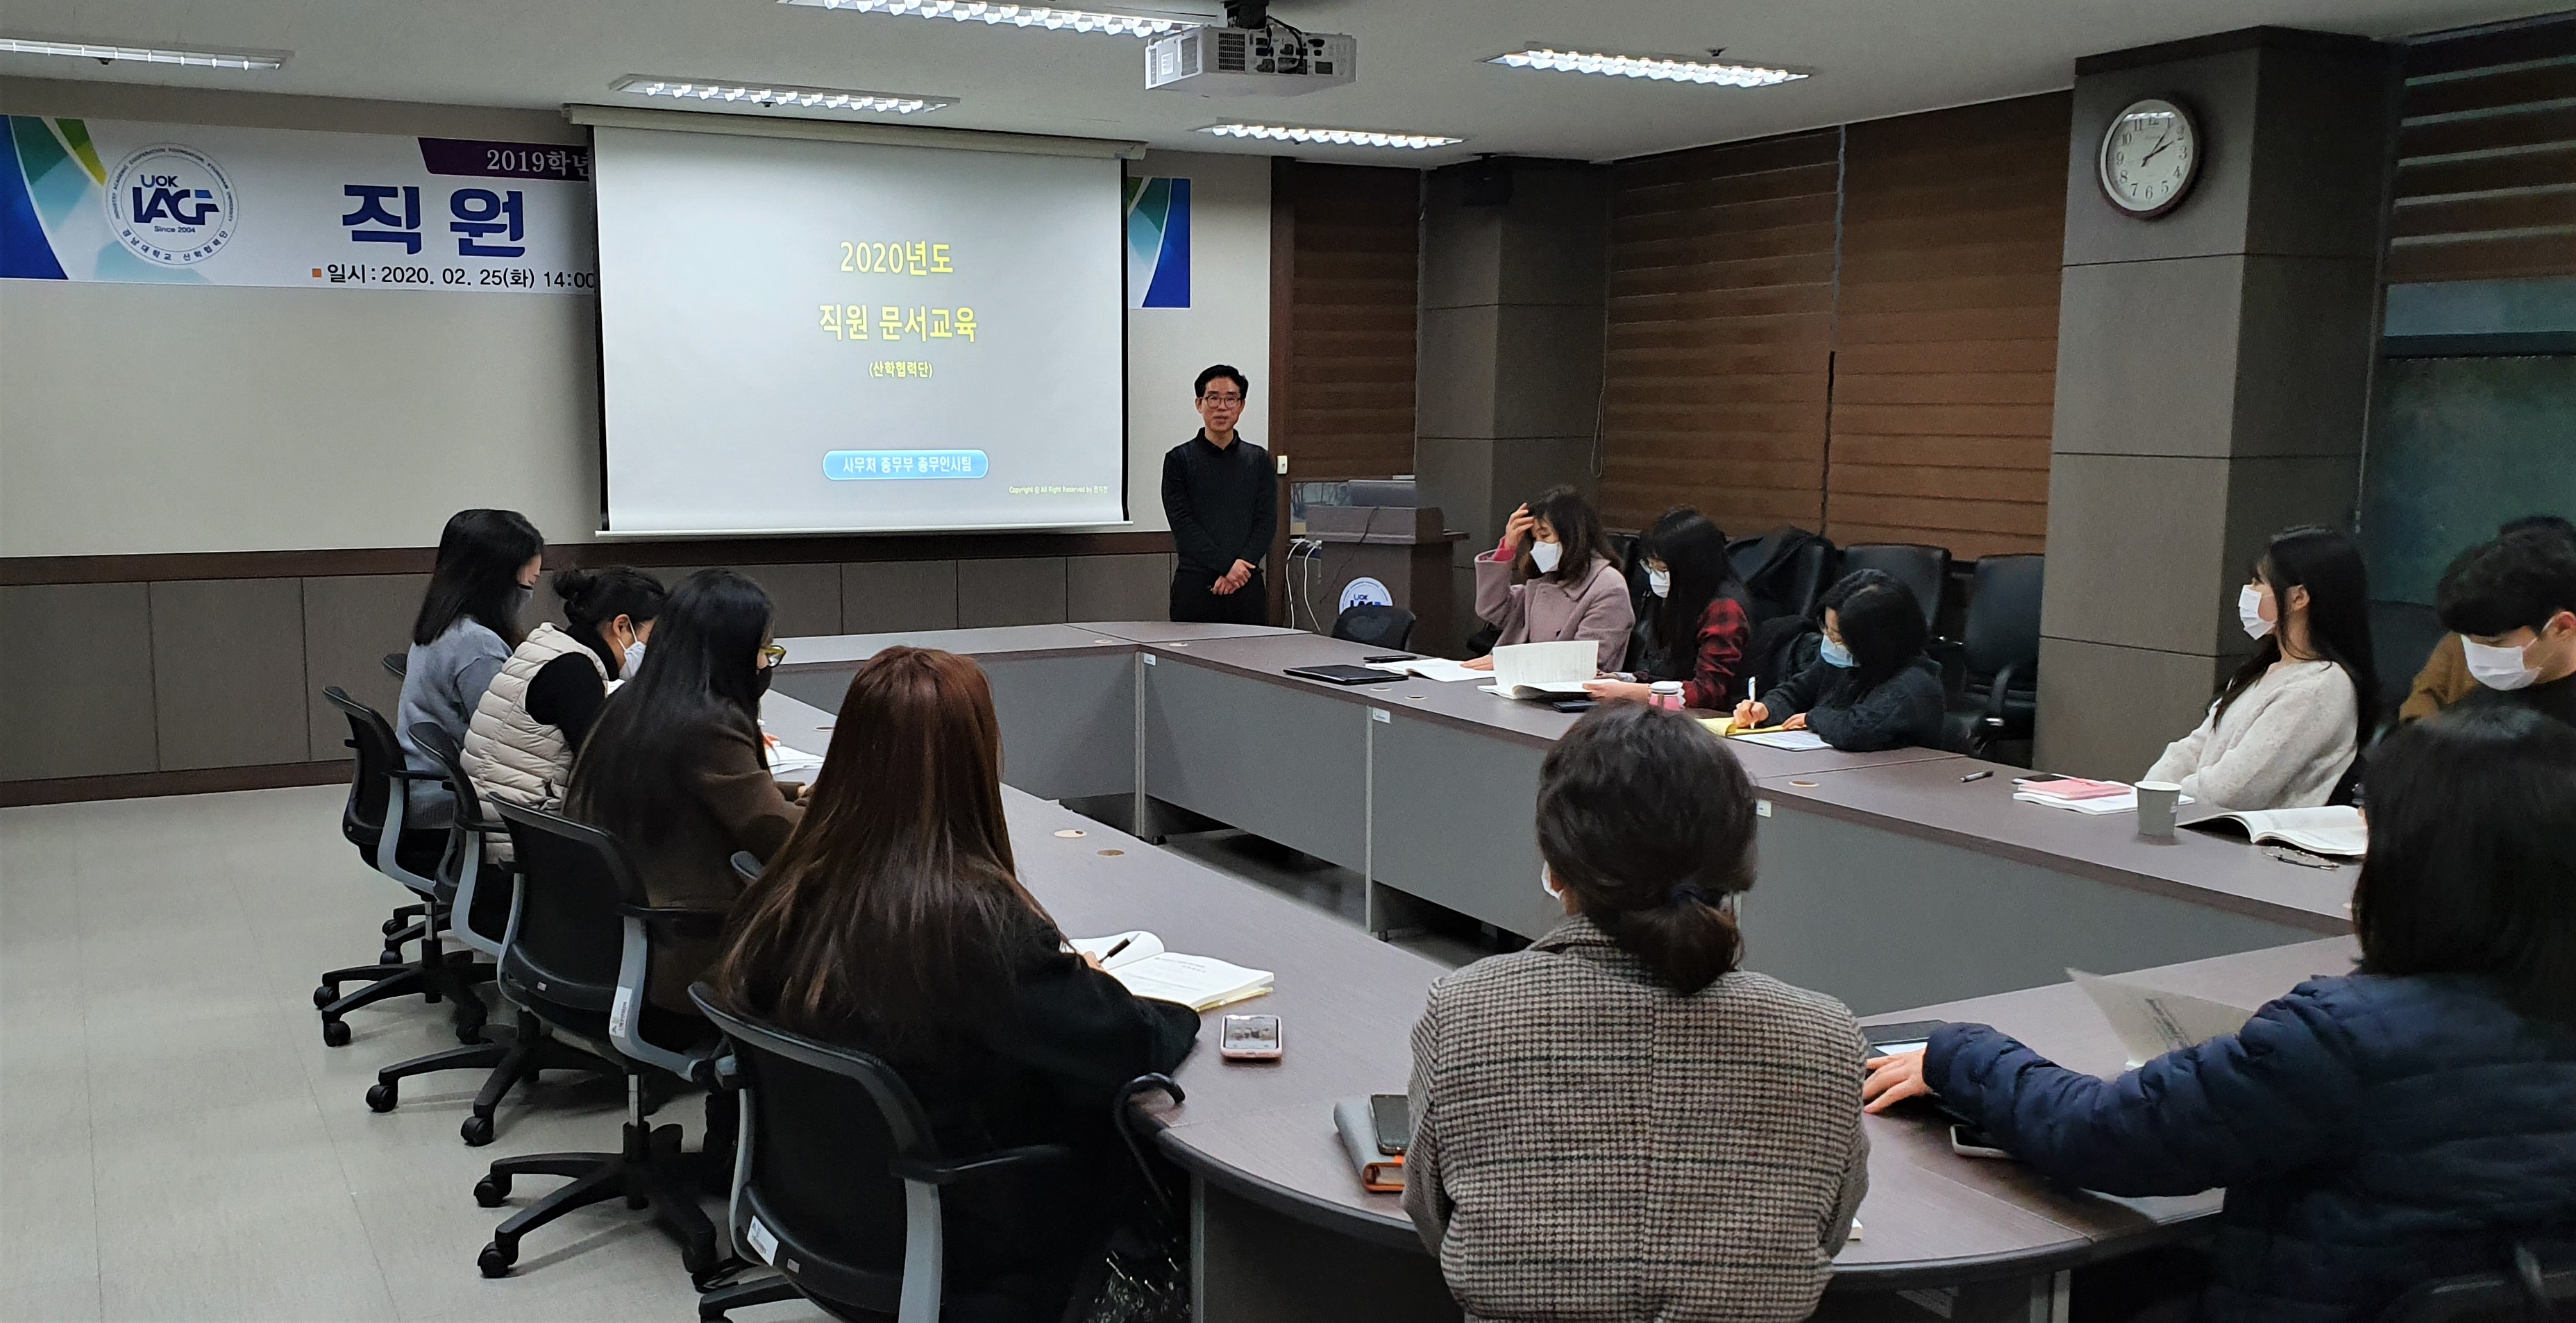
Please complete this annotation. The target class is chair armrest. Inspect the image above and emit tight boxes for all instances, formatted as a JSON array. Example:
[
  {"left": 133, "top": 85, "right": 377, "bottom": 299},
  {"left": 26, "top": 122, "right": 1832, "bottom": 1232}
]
[
  {"left": 1982, "top": 663, "right": 2020, "bottom": 723},
  {"left": 728, "top": 851, "right": 763, "bottom": 885},
  {"left": 618, "top": 904, "right": 731, "bottom": 939},
  {"left": 890, "top": 1143, "right": 1077, "bottom": 1186}
]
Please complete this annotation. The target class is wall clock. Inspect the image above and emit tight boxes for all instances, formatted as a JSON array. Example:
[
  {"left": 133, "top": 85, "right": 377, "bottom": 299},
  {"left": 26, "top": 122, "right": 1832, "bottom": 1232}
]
[{"left": 2098, "top": 97, "right": 2201, "bottom": 219}]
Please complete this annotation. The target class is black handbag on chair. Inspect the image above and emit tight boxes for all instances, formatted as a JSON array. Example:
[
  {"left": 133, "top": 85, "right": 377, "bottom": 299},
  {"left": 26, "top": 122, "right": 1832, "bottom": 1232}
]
[{"left": 1072, "top": 1074, "right": 1189, "bottom": 1323}]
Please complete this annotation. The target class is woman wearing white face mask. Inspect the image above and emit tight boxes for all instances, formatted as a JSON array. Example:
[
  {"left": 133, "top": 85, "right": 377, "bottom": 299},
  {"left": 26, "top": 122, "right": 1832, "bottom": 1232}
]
[
  {"left": 462, "top": 565, "right": 666, "bottom": 816},
  {"left": 1463, "top": 484, "right": 1633, "bottom": 673},
  {"left": 2144, "top": 527, "right": 2380, "bottom": 811}
]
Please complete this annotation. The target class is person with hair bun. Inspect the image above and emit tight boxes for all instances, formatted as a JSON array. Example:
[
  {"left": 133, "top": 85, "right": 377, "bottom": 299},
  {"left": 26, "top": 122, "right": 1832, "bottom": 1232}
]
[
  {"left": 1404, "top": 702, "right": 1868, "bottom": 1322},
  {"left": 462, "top": 565, "right": 667, "bottom": 815}
]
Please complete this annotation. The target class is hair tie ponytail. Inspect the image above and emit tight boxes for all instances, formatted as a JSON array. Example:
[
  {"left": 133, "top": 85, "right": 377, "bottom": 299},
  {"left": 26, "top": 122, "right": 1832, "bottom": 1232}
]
[{"left": 1669, "top": 882, "right": 1706, "bottom": 907}]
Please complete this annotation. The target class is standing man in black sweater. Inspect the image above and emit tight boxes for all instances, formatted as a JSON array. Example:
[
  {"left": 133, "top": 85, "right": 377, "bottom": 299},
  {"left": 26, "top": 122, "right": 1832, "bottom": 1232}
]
[{"left": 1162, "top": 364, "right": 1277, "bottom": 624}]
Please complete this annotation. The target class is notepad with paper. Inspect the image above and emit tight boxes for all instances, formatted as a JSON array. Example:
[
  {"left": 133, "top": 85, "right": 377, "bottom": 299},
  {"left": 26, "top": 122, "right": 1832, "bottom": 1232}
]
[
  {"left": 2012, "top": 777, "right": 2192, "bottom": 816},
  {"left": 1476, "top": 639, "right": 1598, "bottom": 699},
  {"left": 1071, "top": 932, "right": 1273, "bottom": 1012},
  {"left": 2071, "top": 968, "right": 2259, "bottom": 1070},
  {"left": 2187, "top": 805, "right": 2366, "bottom": 857},
  {"left": 1378, "top": 657, "right": 1486, "bottom": 683}
]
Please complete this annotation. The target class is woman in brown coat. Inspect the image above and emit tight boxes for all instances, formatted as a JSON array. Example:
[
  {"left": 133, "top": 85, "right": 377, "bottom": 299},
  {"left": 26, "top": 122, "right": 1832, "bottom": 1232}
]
[{"left": 566, "top": 568, "right": 802, "bottom": 1017}]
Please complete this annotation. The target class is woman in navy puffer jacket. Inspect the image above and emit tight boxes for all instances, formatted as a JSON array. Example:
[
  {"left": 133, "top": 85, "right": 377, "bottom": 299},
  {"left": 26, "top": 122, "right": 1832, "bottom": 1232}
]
[{"left": 1864, "top": 707, "right": 2576, "bottom": 1323}]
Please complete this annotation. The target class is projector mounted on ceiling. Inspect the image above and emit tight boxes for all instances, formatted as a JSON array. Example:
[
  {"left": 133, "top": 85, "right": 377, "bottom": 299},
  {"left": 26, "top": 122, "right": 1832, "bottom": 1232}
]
[{"left": 1145, "top": 0, "right": 1353, "bottom": 97}]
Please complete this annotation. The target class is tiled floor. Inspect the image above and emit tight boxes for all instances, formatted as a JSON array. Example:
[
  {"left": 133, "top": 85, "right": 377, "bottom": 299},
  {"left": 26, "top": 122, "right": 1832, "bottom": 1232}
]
[{"left": 0, "top": 786, "right": 1488, "bottom": 1323}]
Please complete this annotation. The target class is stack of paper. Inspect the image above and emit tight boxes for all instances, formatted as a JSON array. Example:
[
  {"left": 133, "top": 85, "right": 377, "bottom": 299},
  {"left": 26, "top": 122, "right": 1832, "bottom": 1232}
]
[
  {"left": 2071, "top": 969, "right": 2259, "bottom": 1069},
  {"left": 1733, "top": 730, "right": 1832, "bottom": 751},
  {"left": 2012, "top": 777, "right": 2190, "bottom": 816},
  {"left": 1377, "top": 657, "right": 1486, "bottom": 683},
  {"left": 1072, "top": 931, "right": 1273, "bottom": 1012},
  {"left": 1477, "top": 639, "right": 1598, "bottom": 699}
]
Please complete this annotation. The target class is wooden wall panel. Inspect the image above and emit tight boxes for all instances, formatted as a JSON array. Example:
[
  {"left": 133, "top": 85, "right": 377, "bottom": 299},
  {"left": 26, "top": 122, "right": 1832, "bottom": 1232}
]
[
  {"left": 1273, "top": 162, "right": 1420, "bottom": 480},
  {"left": 2389, "top": 15, "right": 2576, "bottom": 284},
  {"left": 1603, "top": 130, "right": 1840, "bottom": 534},
  {"left": 1829, "top": 94, "right": 2069, "bottom": 558}
]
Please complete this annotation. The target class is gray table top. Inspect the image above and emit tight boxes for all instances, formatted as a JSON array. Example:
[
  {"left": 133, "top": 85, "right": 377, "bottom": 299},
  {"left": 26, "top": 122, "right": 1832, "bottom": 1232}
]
[
  {"left": 1754, "top": 758, "right": 2354, "bottom": 933},
  {"left": 777, "top": 624, "right": 1131, "bottom": 669},
  {"left": 756, "top": 690, "right": 2364, "bottom": 1285}
]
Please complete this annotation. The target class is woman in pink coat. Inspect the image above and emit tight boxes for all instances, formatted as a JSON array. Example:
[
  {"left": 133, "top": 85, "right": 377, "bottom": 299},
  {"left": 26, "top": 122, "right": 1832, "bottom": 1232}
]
[{"left": 1464, "top": 485, "right": 1634, "bottom": 673}]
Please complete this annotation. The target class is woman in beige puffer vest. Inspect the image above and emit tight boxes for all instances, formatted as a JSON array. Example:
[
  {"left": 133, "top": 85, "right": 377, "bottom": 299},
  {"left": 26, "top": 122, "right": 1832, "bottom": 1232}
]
[{"left": 462, "top": 567, "right": 667, "bottom": 814}]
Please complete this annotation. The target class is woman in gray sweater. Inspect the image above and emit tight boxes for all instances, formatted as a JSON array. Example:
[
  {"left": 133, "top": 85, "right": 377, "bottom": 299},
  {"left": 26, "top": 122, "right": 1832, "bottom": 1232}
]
[{"left": 396, "top": 509, "right": 544, "bottom": 827}]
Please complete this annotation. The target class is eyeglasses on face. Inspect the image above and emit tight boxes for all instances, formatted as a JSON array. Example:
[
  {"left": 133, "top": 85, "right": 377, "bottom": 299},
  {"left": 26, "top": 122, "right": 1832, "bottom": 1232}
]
[
  {"left": 759, "top": 643, "right": 788, "bottom": 666},
  {"left": 1200, "top": 393, "right": 1243, "bottom": 405}
]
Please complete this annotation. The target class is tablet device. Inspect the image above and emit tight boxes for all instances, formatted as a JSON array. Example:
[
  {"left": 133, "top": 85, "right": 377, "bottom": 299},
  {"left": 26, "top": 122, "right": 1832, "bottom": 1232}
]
[{"left": 1283, "top": 664, "right": 1408, "bottom": 686}]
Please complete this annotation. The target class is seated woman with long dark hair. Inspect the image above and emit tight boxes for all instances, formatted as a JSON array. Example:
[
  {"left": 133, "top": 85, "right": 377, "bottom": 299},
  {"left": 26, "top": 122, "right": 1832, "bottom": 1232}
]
[
  {"left": 1864, "top": 707, "right": 2576, "bottom": 1322},
  {"left": 1585, "top": 507, "right": 1756, "bottom": 709},
  {"left": 1731, "top": 577, "right": 1944, "bottom": 752},
  {"left": 711, "top": 646, "right": 1197, "bottom": 1319},
  {"left": 567, "top": 568, "right": 800, "bottom": 1018}
]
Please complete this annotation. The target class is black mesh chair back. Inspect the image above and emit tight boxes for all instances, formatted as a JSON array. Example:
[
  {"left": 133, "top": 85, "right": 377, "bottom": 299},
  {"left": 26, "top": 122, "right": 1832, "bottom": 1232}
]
[
  {"left": 494, "top": 802, "right": 637, "bottom": 1037},
  {"left": 1840, "top": 543, "right": 1953, "bottom": 630},
  {"left": 324, "top": 686, "right": 446, "bottom": 884},
  {"left": 2378, "top": 1240, "right": 2576, "bottom": 1322},
  {"left": 1330, "top": 604, "right": 1416, "bottom": 650},
  {"left": 689, "top": 985, "right": 1081, "bottom": 1322},
  {"left": 410, "top": 723, "right": 512, "bottom": 952}
]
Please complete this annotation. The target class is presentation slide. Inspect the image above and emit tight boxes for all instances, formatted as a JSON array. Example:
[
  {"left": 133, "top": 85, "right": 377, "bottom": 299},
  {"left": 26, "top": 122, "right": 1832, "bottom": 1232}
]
[{"left": 592, "top": 125, "right": 1127, "bottom": 534}]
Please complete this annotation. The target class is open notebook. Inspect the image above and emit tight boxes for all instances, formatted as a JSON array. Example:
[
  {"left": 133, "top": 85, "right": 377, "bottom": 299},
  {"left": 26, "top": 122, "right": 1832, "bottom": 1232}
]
[
  {"left": 2188, "top": 805, "right": 2366, "bottom": 857},
  {"left": 1071, "top": 932, "right": 1272, "bottom": 1012},
  {"left": 1476, "top": 639, "right": 1597, "bottom": 700}
]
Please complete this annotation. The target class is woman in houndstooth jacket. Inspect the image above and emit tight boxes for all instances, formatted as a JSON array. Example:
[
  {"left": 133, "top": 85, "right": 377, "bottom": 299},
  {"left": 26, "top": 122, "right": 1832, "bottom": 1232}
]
[{"left": 1405, "top": 702, "right": 1869, "bottom": 1322}]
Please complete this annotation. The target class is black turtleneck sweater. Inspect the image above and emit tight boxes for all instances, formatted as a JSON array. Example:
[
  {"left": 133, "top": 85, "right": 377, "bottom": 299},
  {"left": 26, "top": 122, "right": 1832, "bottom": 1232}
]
[{"left": 1161, "top": 431, "right": 1276, "bottom": 575}]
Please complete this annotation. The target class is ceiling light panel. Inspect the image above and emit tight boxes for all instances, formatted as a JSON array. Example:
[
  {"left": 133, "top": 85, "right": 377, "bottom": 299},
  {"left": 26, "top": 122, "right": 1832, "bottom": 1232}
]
[
  {"left": 0, "top": 36, "right": 283, "bottom": 69},
  {"left": 779, "top": 0, "right": 1199, "bottom": 38},
  {"left": 1490, "top": 47, "right": 1804, "bottom": 88},
  {"left": 614, "top": 76, "right": 954, "bottom": 115},
  {"left": 1200, "top": 124, "right": 1462, "bottom": 151}
]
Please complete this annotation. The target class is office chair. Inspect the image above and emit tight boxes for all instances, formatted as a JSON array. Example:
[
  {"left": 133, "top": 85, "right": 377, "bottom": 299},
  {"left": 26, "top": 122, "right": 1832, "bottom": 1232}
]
[
  {"left": 2377, "top": 1241, "right": 2576, "bottom": 1322},
  {"left": 1728, "top": 528, "right": 1836, "bottom": 624},
  {"left": 472, "top": 802, "right": 725, "bottom": 1283},
  {"left": 2370, "top": 600, "right": 2448, "bottom": 727},
  {"left": 1941, "top": 555, "right": 2044, "bottom": 763},
  {"left": 1330, "top": 604, "right": 1416, "bottom": 650},
  {"left": 382, "top": 652, "right": 407, "bottom": 679},
  {"left": 362, "top": 725, "right": 619, "bottom": 1145},
  {"left": 313, "top": 689, "right": 492, "bottom": 1049},
  {"left": 688, "top": 981, "right": 1185, "bottom": 1323},
  {"left": 1838, "top": 544, "right": 1953, "bottom": 630}
]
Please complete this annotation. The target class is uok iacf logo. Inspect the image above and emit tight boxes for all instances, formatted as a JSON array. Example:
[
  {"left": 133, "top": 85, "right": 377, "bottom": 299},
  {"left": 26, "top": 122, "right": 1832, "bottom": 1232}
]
[{"left": 108, "top": 144, "right": 239, "bottom": 265}]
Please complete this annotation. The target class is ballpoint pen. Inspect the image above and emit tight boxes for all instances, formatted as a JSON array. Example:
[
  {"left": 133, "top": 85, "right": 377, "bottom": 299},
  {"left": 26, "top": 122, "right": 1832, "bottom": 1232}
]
[{"left": 1960, "top": 770, "right": 1994, "bottom": 784}]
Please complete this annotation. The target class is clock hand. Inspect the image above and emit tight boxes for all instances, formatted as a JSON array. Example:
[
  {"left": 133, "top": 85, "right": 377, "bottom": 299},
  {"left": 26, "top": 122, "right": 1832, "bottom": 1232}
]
[{"left": 2141, "top": 137, "right": 2175, "bottom": 165}]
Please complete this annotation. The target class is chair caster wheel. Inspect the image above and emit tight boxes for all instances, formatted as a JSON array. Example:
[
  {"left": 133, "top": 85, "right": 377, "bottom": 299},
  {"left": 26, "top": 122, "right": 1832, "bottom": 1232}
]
[
  {"left": 312, "top": 984, "right": 336, "bottom": 1009},
  {"left": 321, "top": 1018, "right": 351, "bottom": 1048},
  {"left": 475, "top": 1174, "right": 510, "bottom": 1207},
  {"left": 455, "top": 1022, "right": 488, "bottom": 1045},
  {"left": 380, "top": 951, "right": 404, "bottom": 966},
  {"left": 461, "top": 1114, "right": 494, "bottom": 1147},
  {"left": 478, "top": 1241, "right": 515, "bottom": 1278},
  {"left": 365, "top": 1081, "right": 397, "bottom": 1113}
]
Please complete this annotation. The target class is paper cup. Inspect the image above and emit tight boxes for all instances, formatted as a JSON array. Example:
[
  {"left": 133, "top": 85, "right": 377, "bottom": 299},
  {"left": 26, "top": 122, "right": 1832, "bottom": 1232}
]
[{"left": 2135, "top": 781, "right": 2182, "bottom": 838}]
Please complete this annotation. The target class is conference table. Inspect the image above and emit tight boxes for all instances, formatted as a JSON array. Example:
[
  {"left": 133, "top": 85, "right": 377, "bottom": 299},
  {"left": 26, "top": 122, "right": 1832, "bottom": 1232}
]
[
  {"left": 771, "top": 622, "right": 2350, "bottom": 1016},
  {"left": 758, "top": 677, "right": 2365, "bottom": 1323}
]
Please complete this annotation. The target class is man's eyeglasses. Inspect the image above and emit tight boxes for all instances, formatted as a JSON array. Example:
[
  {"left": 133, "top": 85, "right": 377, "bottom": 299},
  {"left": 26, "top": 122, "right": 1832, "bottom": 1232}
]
[{"left": 1200, "top": 393, "right": 1243, "bottom": 406}]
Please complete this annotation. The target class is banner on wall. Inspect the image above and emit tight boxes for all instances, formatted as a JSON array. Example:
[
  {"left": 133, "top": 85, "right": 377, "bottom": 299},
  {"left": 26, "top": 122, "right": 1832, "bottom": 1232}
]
[
  {"left": 1123, "top": 176, "right": 1189, "bottom": 308},
  {"left": 0, "top": 115, "right": 594, "bottom": 293}
]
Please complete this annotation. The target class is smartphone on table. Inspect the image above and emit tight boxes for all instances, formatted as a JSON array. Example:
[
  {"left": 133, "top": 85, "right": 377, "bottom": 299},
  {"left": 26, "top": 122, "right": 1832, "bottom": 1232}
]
[
  {"left": 1220, "top": 1013, "right": 1282, "bottom": 1061},
  {"left": 1368, "top": 1093, "right": 1411, "bottom": 1156},
  {"left": 1950, "top": 1124, "right": 2012, "bottom": 1160}
]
